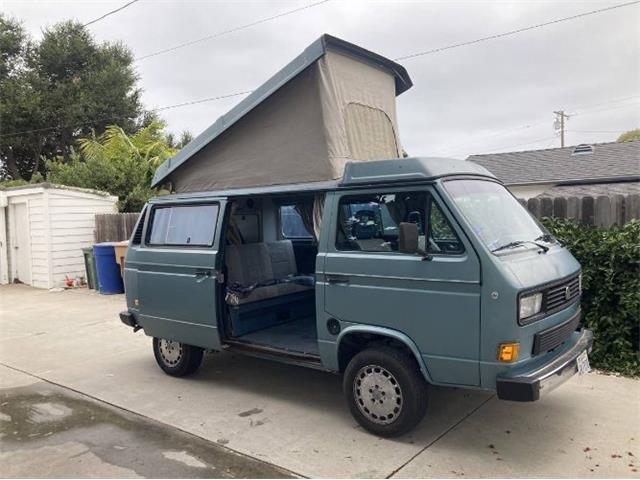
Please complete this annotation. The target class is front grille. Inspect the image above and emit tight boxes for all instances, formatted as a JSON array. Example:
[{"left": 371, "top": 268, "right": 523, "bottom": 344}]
[
  {"left": 519, "top": 273, "right": 581, "bottom": 325},
  {"left": 545, "top": 274, "right": 580, "bottom": 313},
  {"left": 532, "top": 311, "right": 580, "bottom": 355}
]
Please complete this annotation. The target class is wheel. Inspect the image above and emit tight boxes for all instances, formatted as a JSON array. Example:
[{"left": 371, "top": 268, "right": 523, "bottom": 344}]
[
  {"left": 153, "top": 338, "right": 204, "bottom": 377},
  {"left": 343, "top": 346, "right": 428, "bottom": 437}
]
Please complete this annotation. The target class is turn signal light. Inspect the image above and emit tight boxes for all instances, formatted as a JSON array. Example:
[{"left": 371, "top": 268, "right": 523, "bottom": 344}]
[{"left": 497, "top": 342, "right": 520, "bottom": 362}]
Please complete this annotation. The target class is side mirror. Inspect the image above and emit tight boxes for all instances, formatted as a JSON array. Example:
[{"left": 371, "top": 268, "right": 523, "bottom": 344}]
[{"left": 398, "top": 222, "right": 419, "bottom": 254}]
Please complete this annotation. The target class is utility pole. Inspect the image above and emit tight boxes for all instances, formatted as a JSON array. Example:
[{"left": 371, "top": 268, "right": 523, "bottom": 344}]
[{"left": 553, "top": 110, "right": 570, "bottom": 147}]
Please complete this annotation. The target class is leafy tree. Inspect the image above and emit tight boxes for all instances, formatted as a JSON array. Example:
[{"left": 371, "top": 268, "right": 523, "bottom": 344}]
[
  {"left": 617, "top": 128, "right": 640, "bottom": 143},
  {"left": 166, "top": 130, "right": 194, "bottom": 149},
  {"left": 47, "top": 121, "right": 175, "bottom": 212},
  {"left": 0, "top": 16, "right": 142, "bottom": 181},
  {"left": 0, "top": 15, "right": 42, "bottom": 180}
]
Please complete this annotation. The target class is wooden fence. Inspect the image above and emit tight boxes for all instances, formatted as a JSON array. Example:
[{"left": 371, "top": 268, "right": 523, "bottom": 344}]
[
  {"left": 95, "top": 212, "right": 140, "bottom": 243},
  {"left": 93, "top": 193, "right": 639, "bottom": 242},
  {"left": 519, "top": 194, "right": 640, "bottom": 227}
]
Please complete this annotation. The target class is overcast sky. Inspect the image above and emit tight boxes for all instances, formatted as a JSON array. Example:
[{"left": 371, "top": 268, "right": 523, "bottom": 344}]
[{"left": 5, "top": 0, "right": 640, "bottom": 159}]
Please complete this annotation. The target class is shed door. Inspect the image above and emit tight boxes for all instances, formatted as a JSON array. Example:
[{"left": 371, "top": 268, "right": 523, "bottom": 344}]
[{"left": 11, "top": 203, "right": 32, "bottom": 285}]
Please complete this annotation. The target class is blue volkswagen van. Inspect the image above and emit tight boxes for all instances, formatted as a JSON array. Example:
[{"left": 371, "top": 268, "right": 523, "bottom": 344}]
[{"left": 120, "top": 157, "right": 592, "bottom": 437}]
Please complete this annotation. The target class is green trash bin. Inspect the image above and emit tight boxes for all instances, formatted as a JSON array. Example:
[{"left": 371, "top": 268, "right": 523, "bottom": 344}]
[{"left": 82, "top": 247, "right": 99, "bottom": 290}]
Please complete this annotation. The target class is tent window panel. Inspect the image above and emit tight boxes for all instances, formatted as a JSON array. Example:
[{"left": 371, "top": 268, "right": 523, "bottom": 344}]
[{"left": 344, "top": 103, "right": 398, "bottom": 161}]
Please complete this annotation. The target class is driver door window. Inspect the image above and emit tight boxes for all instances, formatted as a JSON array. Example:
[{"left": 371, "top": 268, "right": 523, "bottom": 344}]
[
  {"left": 336, "top": 192, "right": 426, "bottom": 253},
  {"left": 336, "top": 192, "right": 463, "bottom": 255}
]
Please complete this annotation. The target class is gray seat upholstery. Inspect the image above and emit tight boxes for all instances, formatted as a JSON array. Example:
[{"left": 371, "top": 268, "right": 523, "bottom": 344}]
[{"left": 225, "top": 240, "right": 313, "bottom": 305}]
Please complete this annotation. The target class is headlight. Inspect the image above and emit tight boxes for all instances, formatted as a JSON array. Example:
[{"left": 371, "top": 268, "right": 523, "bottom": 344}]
[
  {"left": 578, "top": 272, "right": 582, "bottom": 292},
  {"left": 519, "top": 292, "right": 543, "bottom": 320}
]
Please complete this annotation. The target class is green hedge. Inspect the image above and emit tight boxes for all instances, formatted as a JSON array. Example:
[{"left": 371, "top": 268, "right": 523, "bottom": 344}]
[{"left": 542, "top": 218, "right": 640, "bottom": 376}]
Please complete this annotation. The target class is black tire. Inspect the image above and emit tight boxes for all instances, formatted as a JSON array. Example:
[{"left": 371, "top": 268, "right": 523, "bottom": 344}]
[
  {"left": 153, "top": 337, "right": 204, "bottom": 377},
  {"left": 343, "top": 346, "right": 428, "bottom": 437}
]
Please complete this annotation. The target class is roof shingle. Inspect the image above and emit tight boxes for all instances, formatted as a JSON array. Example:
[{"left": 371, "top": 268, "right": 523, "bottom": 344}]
[{"left": 467, "top": 140, "right": 640, "bottom": 185}]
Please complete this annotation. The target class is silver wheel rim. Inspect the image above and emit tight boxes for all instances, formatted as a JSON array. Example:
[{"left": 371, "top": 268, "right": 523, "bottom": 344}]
[
  {"left": 353, "top": 364, "right": 403, "bottom": 425},
  {"left": 159, "top": 339, "right": 183, "bottom": 367}
]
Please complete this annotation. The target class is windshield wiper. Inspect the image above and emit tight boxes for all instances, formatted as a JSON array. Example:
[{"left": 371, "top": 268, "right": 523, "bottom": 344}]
[
  {"left": 535, "top": 233, "right": 564, "bottom": 246},
  {"left": 535, "top": 233, "right": 555, "bottom": 243},
  {"left": 491, "top": 240, "right": 549, "bottom": 253}
]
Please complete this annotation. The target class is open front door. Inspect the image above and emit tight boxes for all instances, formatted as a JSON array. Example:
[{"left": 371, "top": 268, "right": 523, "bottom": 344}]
[{"left": 132, "top": 198, "right": 226, "bottom": 350}]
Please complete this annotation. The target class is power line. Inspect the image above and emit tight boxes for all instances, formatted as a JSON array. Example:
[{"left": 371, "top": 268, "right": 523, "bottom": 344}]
[
  {"left": 4, "top": 1, "right": 638, "bottom": 139},
  {"left": 567, "top": 130, "right": 627, "bottom": 134},
  {"left": 434, "top": 95, "right": 640, "bottom": 156},
  {"left": 0, "top": 91, "right": 252, "bottom": 138},
  {"left": 479, "top": 136, "right": 558, "bottom": 154},
  {"left": 393, "top": 1, "right": 640, "bottom": 61},
  {"left": 136, "top": 0, "right": 331, "bottom": 61},
  {"left": 154, "top": 90, "right": 253, "bottom": 111},
  {"left": 83, "top": 0, "right": 140, "bottom": 27},
  {"left": 573, "top": 100, "right": 640, "bottom": 116}
]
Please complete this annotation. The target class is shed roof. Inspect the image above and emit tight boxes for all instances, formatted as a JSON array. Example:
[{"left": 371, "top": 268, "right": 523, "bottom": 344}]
[
  {"left": 467, "top": 140, "right": 640, "bottom": 185},
  {"left": 151, "top": 34, "right": 412, "bottom": 189},
  {"left": 0, "top": 182, "right": 115, "bottom": 198}
]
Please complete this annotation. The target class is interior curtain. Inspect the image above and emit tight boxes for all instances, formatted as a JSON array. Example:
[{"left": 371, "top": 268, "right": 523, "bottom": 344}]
[
  {"left": 294, "top": 201, "right": 315, "bottom": 240},
  {"left": 294, "top": 193, "right": 325, "bottom": 242},
  {"left": 226, "top": 203, "right": 243, "bottom": 245},
  {"left": 312, "top": 193, "right": 325, "bottom": 240}
]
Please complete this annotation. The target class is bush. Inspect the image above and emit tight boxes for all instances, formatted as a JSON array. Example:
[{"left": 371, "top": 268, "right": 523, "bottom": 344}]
[{"left": 542, "top": 218, "right": 640, "bottom": 376}]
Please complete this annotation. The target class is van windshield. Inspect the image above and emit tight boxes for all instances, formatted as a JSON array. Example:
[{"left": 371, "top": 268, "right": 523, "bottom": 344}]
[{"left": 443, "top": 179, "right": 546, "bottom": 253}]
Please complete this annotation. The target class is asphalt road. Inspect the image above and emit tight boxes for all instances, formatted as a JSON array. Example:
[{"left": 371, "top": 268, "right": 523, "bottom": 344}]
[{"left": 0, "top": 285, "right": 638, "bottom": 478}]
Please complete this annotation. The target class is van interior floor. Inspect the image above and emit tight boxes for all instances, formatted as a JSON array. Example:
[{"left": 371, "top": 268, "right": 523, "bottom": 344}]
[{"left": 234, "top": 316, "right": 319, "bottom": 357}]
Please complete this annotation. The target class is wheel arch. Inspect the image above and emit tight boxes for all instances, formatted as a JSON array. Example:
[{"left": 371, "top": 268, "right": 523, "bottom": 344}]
[{"left": 336, "top": 325, "right": 432, "bottom": 383}]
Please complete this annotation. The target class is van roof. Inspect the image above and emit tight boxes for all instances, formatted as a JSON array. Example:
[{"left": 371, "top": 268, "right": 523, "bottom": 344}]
[
  {"left": 150, "top": 157, "right": 496, "bottom": 202},
  {"left": 151, "top": 34, "right": 413, "bottom": 189}
]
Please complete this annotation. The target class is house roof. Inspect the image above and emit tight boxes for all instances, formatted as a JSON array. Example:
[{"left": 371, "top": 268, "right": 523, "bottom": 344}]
[
  {"left": 151, "top": 34, "right": 413, "bottom": 189},
  {"left": 467, "top": 140, "right": 640, "bottom": 185}
]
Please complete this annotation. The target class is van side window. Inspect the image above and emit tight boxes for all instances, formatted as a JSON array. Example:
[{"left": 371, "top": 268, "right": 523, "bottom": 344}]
[
  {"left": 147, "top": 204, "right": 219, "bottom": 246},
  {"left": 336, "top": 192, "right": 427, "bottom": 252},
  {"left": 280, "top": 205, "right": 313, "bottom": 239},
  {"left": 428, "top": 202, "right": 464, "bottom": 254}
]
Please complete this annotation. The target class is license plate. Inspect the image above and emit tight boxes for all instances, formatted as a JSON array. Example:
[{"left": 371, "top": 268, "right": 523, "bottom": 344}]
[{"left": 576, "top": 350, "right": 591, "bottom": 375}]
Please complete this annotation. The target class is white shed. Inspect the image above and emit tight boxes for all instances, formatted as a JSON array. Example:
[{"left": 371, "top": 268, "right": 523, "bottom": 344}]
[{"left": 0, "top": 183, "right": 118, "bottom": 289}]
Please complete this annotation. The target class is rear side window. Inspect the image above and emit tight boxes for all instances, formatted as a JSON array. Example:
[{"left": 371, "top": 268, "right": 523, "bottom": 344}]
[
  {"left": 147, "top": 204, "right": 219, "bottom": 246},
  {"left": 280, "top": 205, "right": 313, "bottom": 239}
]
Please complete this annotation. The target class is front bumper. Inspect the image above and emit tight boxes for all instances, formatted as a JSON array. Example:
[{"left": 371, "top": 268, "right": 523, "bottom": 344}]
[{"left": 496, "top": 328, "right": 593, "bottom": 401}]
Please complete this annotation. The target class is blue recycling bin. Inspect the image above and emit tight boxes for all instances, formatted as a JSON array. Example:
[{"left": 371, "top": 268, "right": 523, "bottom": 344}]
[{"left": 93, "top": 243, "right": 124, "bottom": 294}]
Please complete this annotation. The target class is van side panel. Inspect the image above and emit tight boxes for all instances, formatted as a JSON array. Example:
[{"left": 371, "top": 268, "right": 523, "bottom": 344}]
[
  {"left": 319, "top": 188, "right": 482, "bottom": 386},
  {"left": 125, "top": 199, "right": 226, "bottom": 350}
]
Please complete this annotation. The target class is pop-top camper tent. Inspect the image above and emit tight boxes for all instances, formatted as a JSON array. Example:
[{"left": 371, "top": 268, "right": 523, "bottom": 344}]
[{"left": 152, "top": 34, "right": 412, "bottom": 193}]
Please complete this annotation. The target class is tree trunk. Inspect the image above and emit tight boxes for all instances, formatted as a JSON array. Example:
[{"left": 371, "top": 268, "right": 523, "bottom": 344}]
[{"left": 3, "top": 147, "right": 22, "bottom": 180}]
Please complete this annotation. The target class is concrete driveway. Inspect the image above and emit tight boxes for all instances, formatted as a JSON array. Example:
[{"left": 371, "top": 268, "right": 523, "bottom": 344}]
[{"left": 0, "top": 284, "right": 638, "bottom": 478}]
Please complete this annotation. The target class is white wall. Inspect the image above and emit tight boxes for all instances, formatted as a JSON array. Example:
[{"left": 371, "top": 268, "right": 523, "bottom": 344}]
[
  {"left": 508, "top": 183, "right": 554, "bottom": 200},
  {"left": 27, "top": 192, "right": 49, "bottom": 288},
  {"left": 1, "top": 186, "right": 117, "bottom": 289},
  {"left": 48, "top": 189, "right": 117, "bottom": 287}
]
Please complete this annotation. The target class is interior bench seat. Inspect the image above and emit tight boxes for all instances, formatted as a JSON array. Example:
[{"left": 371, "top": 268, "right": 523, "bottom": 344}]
[
  {"left": 225, "top": 240, "right": 315, "bottom": 337},
  {"left": 225, "top": 240, "right": 313, "bottom": 305}
]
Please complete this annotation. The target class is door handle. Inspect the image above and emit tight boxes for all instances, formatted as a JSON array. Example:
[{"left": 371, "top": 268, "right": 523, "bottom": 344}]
[
  {"left": 194, "top": 270, "right": 212, "bottom": 282},
  {"left": 326, "top": 274, "right": 349, "bottom": 285}
]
